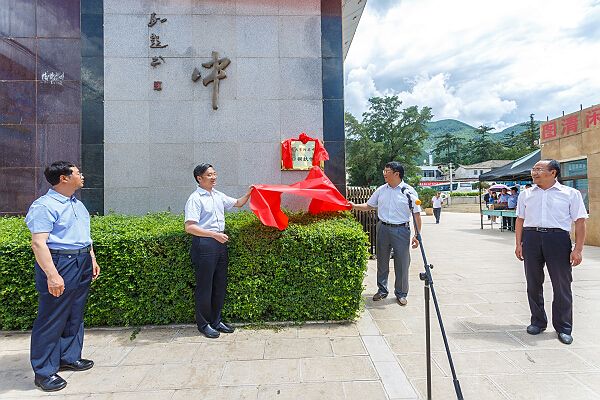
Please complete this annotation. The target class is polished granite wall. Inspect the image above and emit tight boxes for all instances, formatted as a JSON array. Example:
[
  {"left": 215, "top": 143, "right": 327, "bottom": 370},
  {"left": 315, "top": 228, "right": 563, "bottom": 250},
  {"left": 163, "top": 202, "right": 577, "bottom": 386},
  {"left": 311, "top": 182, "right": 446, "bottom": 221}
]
[{"left": 0, "top": 0, "right": 82, "bottom": 216}]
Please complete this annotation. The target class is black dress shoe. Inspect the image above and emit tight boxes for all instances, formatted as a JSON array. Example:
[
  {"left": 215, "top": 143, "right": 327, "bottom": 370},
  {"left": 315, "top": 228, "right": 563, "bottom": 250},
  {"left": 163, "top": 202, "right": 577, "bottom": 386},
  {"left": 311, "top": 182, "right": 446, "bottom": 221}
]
[
  {"left": 34, "top": 374, "right": 67, "bottom": 392},
  {"left": 526, "top": 325, "right": 546, "bottom": 335},
  {"left": 372, "top": 292, "right": 388, "bottom": 301},
  {"left": 199, "top": 324, "right": 220, "bottom": 338},
  {"left": 557, "top": 332, "right": 573, "bottom": 345},
  {"left": 59, "top": 359, "right": 94, "bottom": 372},
  {"left": 213, "top": 321, "right": 235, "bottom": 334}
]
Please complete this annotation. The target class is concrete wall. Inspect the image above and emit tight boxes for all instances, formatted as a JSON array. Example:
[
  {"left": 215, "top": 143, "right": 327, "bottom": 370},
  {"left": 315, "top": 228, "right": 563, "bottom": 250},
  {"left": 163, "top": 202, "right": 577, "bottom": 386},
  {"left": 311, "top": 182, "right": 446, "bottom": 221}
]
[
  {"left": 103, "top": 0, "right": 324, "bottom": 214},
  {"left": 540, "top": 104, "right": 600, "bottom": 246}
]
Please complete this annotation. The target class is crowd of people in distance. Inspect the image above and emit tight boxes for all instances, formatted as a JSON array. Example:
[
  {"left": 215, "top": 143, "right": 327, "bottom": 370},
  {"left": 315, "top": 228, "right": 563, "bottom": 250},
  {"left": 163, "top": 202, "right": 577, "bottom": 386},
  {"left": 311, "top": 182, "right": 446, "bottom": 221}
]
[{"left": 483, "top": 184, "right": 532, "bottom": 230}]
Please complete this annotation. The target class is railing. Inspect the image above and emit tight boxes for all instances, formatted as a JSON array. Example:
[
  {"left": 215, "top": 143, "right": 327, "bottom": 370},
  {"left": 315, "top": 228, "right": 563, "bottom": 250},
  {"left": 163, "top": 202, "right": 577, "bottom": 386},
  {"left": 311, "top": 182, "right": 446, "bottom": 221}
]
[{"left": 346, "top": 186, "right": 378, "bottom": 255}]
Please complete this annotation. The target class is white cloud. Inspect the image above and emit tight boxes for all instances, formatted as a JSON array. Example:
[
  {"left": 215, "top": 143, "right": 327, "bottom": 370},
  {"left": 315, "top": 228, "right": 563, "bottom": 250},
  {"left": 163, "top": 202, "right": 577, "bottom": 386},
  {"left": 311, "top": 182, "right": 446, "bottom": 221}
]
[{"left": 344, "top": 0, "right": 600, "bottom": 128}]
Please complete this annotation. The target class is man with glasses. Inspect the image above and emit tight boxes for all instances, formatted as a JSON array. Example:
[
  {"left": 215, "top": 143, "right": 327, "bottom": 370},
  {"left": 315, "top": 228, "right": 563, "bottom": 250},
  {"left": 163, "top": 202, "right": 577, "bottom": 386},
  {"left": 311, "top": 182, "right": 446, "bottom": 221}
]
[
  {"left": 184, "top": 163, "right": 252, "bottom": 338},
  {"left": 515, "top": 160, "right": 588, "bottom": 344},
  {"left": 350, "top": 161, "right": 422, "bottom": 306},
  {"left": 25, "top": 161, "right": 100, "bottom": 391}
]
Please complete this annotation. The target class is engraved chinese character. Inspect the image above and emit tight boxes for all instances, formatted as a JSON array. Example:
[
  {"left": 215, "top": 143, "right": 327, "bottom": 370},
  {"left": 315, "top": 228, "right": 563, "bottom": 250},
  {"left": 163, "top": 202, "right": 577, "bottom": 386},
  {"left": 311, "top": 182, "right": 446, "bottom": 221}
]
[
  {"left": 150, "top": 56, "right": 165, "bottom": 67},
  {"left": 150, "top": 33, "right": 168, "bottom": 48},
  {"left": 148, "top": 12, "right": 167, "bottom": 27},
  {"left": 202, "top": 51, "right": 230, "bottom": 110},
  {"left": 561, "top": 115, "right": 578, "bottom": 135}
]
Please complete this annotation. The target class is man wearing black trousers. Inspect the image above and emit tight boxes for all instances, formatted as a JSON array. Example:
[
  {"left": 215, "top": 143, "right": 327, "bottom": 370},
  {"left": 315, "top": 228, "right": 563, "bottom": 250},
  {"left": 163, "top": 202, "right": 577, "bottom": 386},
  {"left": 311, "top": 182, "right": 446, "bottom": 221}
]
[
  {"left": 515, "top": 160, "right": 587, "bottom": 345},
  {"left": 184, "top": 164, "right": 252, "bottom": 338},
  {"left": 25, "top": 161, "right": 100, "bottom": 391}
]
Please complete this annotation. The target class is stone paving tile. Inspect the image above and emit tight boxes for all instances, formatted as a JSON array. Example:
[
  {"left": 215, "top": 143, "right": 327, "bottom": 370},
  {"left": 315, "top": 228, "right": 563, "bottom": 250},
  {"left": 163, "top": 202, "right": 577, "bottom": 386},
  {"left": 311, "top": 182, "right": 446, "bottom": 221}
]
[
  {"left": 396, "top": 353, "right": 446, "bottom": 379},
  {"left": 84, "top": 330, "right": 134, "bottom": 347},
  {"left": 300, "top": 356, "right": 377, "bottom": 382},
  {"left": 194, "top": 339, "right": 265, "bottom": 362},
  {"left": 570, "top": 347, "right": 600, "bottom": 368},
  {"left": 264, "top": 337, "right": 332, "bottom": 359},
  {"left": 88, "top": 391, "right": 176, "bottom": 400},
  {"left": 0, "top": 332, "right": 30, "bottom": 351},
  {"left": 343, "top": 381, "right": 388, "bottom": 400},
  {"left": 508, "top": 330, "right": 598, "bottom": 349},
  {"left": 331, "top": 337, "right": 367, "bottom": 356},
  {"left": 386, "top": 333, "right": 460, "bottom": 354},
  {"left": 431, "top": 293, "right": 489, "bottom": 305},
  {"left": 469, "top": 301, "right": 531, "bottom": 315},
  {"left": 411, "top": 375, "right": 509, "bottom": 400},
  {"left": 458, "top": 315, "right": 524, "bottom": 332},
  {"left": 449, "top": 332, "right": 526, "bottom": 351},
  {"left": 400, "top": 315, "right": 473, "bottom": 334},
  {"left": 120, "top": 343, "right": 200, "bottom": 365},
  {"left": 433, "top": 350, "right": 521, "bottom": 375},
  {"left": 235, "top": 327, "right": 298, "bottom": 341},
  {"left": 489, "top": 372, "right": 599, "bottom": 400},
  {"left": 499, "top": 348, "right": 595, "bottom": 373},
  {"left": 172, "top": 386, "right": 258, "bottom": 399},
  {"left": 355, "top": 310, "right": 381, "bottom": 336},
  {"left": 373, "top": 319, "right": 412, "bottom": 335},
  {"left": 221, "top": 359, "right": 300, "bottom": 385},
  {"left": 297, "top": 323, "right": 360, "bottom": 338},
  {"left": 85, "top": 345, "right": 134, "bottom": 367},
  {"left": 137, "top": 362, "right": 224, "bottom": 389},
  {"left": 64, "top": 365, "right": 154, "bottom": 393},
  {"left": 362, "top": 336, "right": 397, "bottom": 362},
  {"left": 569, "top": 372, "right": 600, "bottom": 397},
  {"left": 257, "top": 382, "right": 345, "bottom": 399},
  {"left": 373, "top": 360, "right": 418, "bottom": 399},
  {"left": 171, "top": 326, "right": 237, "bottom": 343}
]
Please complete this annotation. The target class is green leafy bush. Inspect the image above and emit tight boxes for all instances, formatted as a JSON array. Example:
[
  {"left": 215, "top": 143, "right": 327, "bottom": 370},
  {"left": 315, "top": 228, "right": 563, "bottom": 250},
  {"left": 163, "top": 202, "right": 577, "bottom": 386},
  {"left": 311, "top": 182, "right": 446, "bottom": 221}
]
[
  {"left": 449, "top": 192, "right": 480, "bottom": 197},
  {"left": 0, "top": 212, "right": 369, "bottom": 330},
  {"left": 416, "top": 187, "right": 437, "bottom": 208}
]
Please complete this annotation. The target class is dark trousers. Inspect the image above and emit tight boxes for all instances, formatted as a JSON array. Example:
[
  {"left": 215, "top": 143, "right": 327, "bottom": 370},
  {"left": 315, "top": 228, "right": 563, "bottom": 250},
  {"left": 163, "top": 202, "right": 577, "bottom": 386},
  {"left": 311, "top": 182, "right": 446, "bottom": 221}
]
[
  {"left": 376, "top": 222, "right": 411, "bottom": 298},
  {"left": 523, "top": 230, "right": 573, "bottom": 334},
  {"left": 433, "top": 207, "right": 441, "bottom": 223},
  {"left": 31, "top": 253, "right": 92, "bottom": 378},
  {"left": 190, "top": 236, "right": 228, "bottom": 329}
]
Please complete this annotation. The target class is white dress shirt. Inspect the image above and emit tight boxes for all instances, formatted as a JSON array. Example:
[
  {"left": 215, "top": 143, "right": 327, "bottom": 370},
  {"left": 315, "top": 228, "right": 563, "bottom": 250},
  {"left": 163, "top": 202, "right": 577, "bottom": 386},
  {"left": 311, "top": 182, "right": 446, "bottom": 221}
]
[
  {"left": 367, "top": 182, "right": 422, "bottom": 224},
  {"left": 516, "top": 181, "right": 588, "bottom": 232},
  {"left": 432, "top": 196, "right": 443, "bottom": 209},
  {"left": 184, "top": 187, "right": 236, "bottom": 232}
]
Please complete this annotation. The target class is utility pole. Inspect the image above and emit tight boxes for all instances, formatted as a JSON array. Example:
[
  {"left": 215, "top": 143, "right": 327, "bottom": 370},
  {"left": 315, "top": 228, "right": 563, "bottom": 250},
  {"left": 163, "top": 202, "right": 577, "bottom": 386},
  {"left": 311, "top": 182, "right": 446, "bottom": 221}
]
[{"left": 448, "top": 162, "right": 453, "bottom": 206}]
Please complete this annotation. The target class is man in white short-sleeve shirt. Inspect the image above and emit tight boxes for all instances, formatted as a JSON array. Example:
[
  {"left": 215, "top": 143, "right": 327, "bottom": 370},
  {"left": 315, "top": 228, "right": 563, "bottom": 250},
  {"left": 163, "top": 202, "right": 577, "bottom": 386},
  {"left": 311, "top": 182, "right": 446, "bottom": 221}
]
[
  {"left": 514, "top": 159, "right": 588, "bottom": 345},
  {"left": 184, "top": 163, "right": 252, "bottom": 339}
]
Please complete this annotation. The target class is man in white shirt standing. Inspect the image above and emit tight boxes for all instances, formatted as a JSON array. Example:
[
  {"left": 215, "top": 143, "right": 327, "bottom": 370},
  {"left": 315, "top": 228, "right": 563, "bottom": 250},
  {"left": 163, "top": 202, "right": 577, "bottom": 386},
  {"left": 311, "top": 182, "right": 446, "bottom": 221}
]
[
  {"left": 515, "top": 160, "right": 588, "bottom": 345},
  {"left": 432, "top": 192, "right": 443, "bottom": 224},
  {"left": 351, "top": 162, "right": 422, "bottom": 306},
  {"left": 184, "top": 163, "right": 252, "bottom": 338}
]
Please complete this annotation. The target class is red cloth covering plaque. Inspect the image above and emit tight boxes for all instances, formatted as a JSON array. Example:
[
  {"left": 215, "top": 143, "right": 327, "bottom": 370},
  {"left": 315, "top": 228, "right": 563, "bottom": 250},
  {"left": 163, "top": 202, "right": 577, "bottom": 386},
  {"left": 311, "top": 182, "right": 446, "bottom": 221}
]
[
  {"left": 250, "top": 166, "right": 351, "bottom": 230},
  {"left": 281, "top": 132, "right": 329, "bottom": 169}
]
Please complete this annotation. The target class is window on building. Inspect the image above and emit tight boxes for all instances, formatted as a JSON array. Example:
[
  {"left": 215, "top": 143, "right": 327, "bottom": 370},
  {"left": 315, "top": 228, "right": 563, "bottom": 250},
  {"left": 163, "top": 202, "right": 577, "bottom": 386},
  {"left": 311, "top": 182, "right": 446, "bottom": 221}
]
[
  {"left": 560, "top": 159, "right": 588, "bottom": 211},
  {"left": 473, "top": 170, "right": 478, "bottom": 176}
]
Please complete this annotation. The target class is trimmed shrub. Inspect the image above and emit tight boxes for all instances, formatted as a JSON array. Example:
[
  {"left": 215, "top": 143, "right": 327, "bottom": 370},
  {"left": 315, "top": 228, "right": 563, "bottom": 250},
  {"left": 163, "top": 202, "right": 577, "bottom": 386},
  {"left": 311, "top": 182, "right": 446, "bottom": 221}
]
[{"left": 0, "top": 211, "right": 369, "bottom": 330}]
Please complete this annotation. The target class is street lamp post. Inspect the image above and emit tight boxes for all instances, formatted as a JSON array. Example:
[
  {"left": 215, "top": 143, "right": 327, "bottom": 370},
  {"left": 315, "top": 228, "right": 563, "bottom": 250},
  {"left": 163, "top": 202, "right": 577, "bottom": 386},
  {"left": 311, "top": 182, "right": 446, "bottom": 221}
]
[{"left": 448, "top": 162, "right": 453, "bottom": 206}]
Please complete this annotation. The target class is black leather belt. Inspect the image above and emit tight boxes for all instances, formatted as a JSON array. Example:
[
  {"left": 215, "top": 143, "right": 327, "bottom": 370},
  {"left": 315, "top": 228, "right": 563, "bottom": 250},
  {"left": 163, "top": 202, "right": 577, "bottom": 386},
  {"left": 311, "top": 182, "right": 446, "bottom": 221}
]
[
  {"left": 49, "top": 245, "right": 92, "bottom": 255},
  {"left": 381, "top": 221, "right": 409, "bottom": 227},
  {"left": 523, "top": 227, "right": 567, "bottom": 233}
]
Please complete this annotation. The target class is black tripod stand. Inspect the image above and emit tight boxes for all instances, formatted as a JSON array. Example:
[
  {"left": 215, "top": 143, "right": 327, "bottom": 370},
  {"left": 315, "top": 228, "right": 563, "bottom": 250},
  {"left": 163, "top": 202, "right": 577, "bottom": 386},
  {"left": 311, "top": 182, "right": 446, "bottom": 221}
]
[{"left": 403, "top": 189, "right": 463, "bottom": 399}]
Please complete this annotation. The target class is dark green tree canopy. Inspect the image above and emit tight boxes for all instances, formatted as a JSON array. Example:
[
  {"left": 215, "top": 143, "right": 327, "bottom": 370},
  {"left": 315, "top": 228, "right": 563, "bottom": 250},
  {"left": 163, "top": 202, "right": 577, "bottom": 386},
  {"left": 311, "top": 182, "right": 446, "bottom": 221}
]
[{"left": 346, "top": 95, "right": 432, "bottom": 186}]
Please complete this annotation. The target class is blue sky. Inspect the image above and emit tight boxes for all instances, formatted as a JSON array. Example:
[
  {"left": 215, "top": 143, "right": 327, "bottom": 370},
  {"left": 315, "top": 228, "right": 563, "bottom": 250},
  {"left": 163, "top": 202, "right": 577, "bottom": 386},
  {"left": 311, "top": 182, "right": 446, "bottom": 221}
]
[{"left": 344, "top": 0, "right": 600, "bottom": 130}]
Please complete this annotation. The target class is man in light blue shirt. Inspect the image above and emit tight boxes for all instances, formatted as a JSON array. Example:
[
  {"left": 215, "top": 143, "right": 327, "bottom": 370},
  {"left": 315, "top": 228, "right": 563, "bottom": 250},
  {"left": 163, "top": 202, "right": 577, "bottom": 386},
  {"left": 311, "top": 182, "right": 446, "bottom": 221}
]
[
  {"left": 25, "top": 161, "right": 100, "bottom": 392},
  {"left": 184, "top": 163, "right": 252, "bottom": 338},
  {"left": 350, "top": 162, "right": 422, "bottom": 306}
]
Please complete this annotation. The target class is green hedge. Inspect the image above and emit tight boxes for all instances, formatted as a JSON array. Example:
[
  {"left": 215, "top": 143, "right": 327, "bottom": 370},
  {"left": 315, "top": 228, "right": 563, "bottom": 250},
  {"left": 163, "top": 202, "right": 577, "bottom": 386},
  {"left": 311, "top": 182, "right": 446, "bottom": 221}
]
[{"left": 0, "top": 211, "right": 369, "bottom": 330}]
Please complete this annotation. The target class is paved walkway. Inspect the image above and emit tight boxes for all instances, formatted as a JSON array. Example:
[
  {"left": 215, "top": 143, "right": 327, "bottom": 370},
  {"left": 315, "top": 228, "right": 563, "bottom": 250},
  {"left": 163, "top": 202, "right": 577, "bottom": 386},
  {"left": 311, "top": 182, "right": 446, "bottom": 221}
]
[{"left": 1, "top": 212, "right": 600, "bottom": 399}]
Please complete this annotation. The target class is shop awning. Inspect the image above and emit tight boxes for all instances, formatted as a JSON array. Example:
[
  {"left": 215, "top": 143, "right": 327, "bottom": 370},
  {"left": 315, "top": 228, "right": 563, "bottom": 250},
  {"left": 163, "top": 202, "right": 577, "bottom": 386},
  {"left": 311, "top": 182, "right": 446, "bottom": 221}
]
[{"left": 478, "top": 149, "right": 541, "bottom": 182}]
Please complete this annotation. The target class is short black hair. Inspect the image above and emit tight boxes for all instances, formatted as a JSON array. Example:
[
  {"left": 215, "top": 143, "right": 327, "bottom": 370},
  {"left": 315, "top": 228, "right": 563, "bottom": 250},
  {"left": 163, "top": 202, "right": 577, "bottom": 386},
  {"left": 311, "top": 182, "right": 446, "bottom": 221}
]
[
  {"left": 546, "top": 159, "right": 561, "bottom": 179},
  {"left": 44, "top": 161, "right": 76, "bottom": 185},
  {"left": 525, "top": 183, "right": 532, "bottom": 188},
  {"left": 193, "top": 163, "right": 213, "bottom": 183},
  {"left": 385, "top": 161, "right": 404, "bottom": 179},
  {"left": 511, "top": 187, "right": 518, "bottom": 191}
]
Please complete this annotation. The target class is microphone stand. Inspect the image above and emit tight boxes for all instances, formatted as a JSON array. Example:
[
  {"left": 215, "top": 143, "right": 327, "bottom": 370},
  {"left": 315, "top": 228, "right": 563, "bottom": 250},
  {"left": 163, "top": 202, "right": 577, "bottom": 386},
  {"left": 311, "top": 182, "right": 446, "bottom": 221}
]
[{"left": 405, "top": 192, "right": 463, "bottom": 400}]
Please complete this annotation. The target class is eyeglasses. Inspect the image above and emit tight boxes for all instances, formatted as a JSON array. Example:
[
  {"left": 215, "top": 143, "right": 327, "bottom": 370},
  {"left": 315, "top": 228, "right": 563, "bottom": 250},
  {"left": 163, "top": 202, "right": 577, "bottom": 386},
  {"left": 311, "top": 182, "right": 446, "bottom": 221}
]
[
  {"left": 382, "top": 169, "right": 396, "bottom": 175},
  {"left": 530, "top": 168, "right": 549, "bottom": 173}
]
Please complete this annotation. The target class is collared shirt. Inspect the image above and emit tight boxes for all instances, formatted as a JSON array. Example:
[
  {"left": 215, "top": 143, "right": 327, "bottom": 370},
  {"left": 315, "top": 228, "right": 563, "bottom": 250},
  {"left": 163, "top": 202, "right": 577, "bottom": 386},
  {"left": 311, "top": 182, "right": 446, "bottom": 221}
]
[
  {"left": 25, "top": 189, "right": 92, "bottom": 250},
  {"left": 367, "top": 181, "right": 422, "bottom": 224},
  {"left": 498, "top": 193, "right": 509, "bottom": 203},
  {"left": 516, "top": 181, "right": 588, "bottom": 232},
  {"left": 184, "top": 187, "right": 236, "bottom": 232},
  {"left": 432, "top": 196, "right": 443, "bottom": 209},
  {"left": 507, "top": 193, "right": 519, "bottom": 209}
]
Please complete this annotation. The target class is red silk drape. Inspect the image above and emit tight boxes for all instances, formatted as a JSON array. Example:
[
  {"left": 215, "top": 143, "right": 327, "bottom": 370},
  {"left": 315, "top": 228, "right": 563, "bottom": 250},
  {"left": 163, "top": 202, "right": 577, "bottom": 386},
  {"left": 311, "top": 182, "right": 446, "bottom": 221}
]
[
  {"left": 281, "top": 133, "right": 329, "bottom": 169},
  {"left": 250, "top": 166, "right": 351, "bottom": 230}
]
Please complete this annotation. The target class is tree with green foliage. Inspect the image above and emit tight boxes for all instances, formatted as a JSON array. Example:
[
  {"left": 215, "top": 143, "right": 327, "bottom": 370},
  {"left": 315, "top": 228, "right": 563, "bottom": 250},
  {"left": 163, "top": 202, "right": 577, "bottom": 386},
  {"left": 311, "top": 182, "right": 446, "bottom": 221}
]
[
  {"left": 346, "top": 95, "right": 432, "bottom": 186},
  {"left": 517, "top": 113, "right": 540, "bottom": 151},
  {"left": 433, "top": 132, "right": 463, "bottom": 164},
  {"left": 467, "top": 125, "right": 501, "bottom": 163}
]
